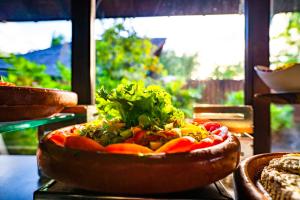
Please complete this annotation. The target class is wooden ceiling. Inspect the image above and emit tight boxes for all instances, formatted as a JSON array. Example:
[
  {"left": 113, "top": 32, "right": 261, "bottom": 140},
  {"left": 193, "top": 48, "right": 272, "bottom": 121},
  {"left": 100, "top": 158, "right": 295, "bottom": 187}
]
[{"left": 1, "top": 0, "right": 298, "bottom": 22}]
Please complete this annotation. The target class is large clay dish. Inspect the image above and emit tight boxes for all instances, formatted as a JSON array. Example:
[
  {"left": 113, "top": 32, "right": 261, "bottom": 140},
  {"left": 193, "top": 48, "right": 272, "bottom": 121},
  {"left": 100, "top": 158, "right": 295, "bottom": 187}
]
[
  {"left": 0, "top": 86, "right": 77, "bottom": 106},
  {"left": 37, "top": 125, "right": 240, "bottom": 194},
  {"left": 233, "top": 152, "right": 289, "bottom": 200},
  {"left": 0, "top": 86, "right": 77, "bottom": 121}
]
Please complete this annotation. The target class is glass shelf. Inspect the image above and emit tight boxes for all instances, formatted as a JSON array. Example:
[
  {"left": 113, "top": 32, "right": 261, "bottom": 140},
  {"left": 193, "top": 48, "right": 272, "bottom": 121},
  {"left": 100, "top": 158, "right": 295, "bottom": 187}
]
[{"left": 0, "top": 113, "right": 82, "bottom": 134}]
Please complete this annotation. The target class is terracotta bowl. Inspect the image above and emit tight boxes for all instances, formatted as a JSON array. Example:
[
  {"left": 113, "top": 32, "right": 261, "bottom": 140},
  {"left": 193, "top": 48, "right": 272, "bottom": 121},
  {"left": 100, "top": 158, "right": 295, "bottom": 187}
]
[
  {"left": 0, "top": 86, "right": 77, "bottom": 121},
  {"left": 37, "top": 125, "right": 241, "bottom": 194},
  {"left": 255, "top": 64, "right": 300, "bottom": 92},
  {"left": 233, "top": 152, "right": 289, "bottom": 200}
]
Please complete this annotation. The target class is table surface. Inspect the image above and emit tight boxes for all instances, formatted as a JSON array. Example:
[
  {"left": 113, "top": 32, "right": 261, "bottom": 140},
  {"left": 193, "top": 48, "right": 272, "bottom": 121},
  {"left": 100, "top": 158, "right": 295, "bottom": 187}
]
[
  {"left": 0, "top": 155, "right": 42, "bottom": 200},
  {"left": 0, "top": 155, "right": 234, "bottom": 200}
]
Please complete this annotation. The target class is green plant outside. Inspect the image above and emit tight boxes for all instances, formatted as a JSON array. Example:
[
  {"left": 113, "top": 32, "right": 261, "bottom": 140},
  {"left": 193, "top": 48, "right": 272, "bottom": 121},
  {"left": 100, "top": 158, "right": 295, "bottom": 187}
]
[{"left": 1, "top": 128, "right": 38, "bottom": 155}]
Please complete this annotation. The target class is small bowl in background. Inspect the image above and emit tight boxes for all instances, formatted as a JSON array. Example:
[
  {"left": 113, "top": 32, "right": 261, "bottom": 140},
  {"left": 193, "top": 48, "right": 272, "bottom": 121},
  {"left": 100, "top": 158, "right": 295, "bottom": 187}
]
[{"left": 255, "top": 64, "right": 300, "bottom": 93}]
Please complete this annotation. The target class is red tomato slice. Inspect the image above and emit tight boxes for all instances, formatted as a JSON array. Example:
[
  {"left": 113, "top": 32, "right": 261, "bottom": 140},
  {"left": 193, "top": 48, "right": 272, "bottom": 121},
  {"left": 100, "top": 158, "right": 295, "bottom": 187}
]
[
  {"left": 133, "top": 130, "right": 146, "bottom": 144},
  {"left": 190, "top": 137, "right": 214, "bottom": 150},
  {"left": 212, "top": 126, "right": 228, "bottom": 140},
  {"left": 155, "top": 136, "right": 196, "bottom": 153},
  {"left": 65, "top": 136, "right": 105, "bottom": 152},
  {"left": 210, "top": 134, "right": 223, "bottom": 145},
  {"left": 203, "top": 122, "right": 221, "bottom": 132},
  {"left": 105, "top": 143, "right": 153, "bottom": 154}
]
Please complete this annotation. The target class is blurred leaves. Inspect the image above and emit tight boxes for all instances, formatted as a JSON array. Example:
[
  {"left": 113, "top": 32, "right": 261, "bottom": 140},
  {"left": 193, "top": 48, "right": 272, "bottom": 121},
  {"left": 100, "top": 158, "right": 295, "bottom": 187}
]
[
  {"left": 271, "top": 12, "right": 300, "bottom": 65},
  {"left": 211, "top": 62, "right": 243, "bottom": 80},
  {"left": 4, "top": 55, "right": 71, "bottom": 90},
  {"left": 160, "top": 50, "right": 198, "bottom": 78}
]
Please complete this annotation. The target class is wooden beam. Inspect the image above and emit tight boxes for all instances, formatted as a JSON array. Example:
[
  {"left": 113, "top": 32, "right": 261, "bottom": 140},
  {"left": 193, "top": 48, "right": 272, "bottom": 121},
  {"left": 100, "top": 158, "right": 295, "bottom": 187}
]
[
  {"left": 98, "top": 0, "right": 241, "bottom": 18},
  {"left": 71, "top": 0, "right": 96, "bottom": 105},
  {"left": 1, "top": 0, "right": 300, "bottom": 22},
  {"left": 245, "top": 0, "right": 271, "bottom": 154}
]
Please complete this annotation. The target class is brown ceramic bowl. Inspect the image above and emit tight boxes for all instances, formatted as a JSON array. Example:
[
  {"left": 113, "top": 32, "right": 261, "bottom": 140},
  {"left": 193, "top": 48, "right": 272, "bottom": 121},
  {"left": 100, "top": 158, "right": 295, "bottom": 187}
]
[
  {"left": 0, "top": 86, "right": 77, "bottom": 121},
  {"left": 233, "top": 152, "right": 290, "bottom": 200},
  {"left": 37, "top": 125, "right": 241, "bottom": 194}
]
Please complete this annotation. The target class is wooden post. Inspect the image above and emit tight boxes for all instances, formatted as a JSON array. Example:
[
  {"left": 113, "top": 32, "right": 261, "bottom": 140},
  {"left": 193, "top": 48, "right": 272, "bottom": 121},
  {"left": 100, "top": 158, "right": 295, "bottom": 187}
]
[
  {"left": 244, "top": 0, "right": 271, "bottom": 154},
  {"left": 71, "top": 0, "right": 96, "bottom": 105}
]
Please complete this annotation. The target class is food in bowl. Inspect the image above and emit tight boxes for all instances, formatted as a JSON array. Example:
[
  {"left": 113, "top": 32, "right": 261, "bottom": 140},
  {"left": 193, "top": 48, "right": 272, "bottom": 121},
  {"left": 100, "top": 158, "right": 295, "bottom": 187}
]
[
  {"left": 47, "top": 82, "right": 230, "bottom": 154},
  {"left": 0, "top": 77, "right": 15, "bottom": 86},
  {"left": 260, "top": 153, "right": 300, "bottom": 200},
  {"left": 255, "top": 64, "right": 300, "bottom": 92},
  {"left": 38, "top": 82, "right": 240, "bottom": 194}
]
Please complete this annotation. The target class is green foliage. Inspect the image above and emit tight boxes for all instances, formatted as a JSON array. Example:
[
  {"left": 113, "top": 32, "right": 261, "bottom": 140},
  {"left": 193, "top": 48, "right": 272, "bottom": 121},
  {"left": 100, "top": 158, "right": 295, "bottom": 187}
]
[
  {"left": 2, "top": 128, "right": 38, "bottom": 155},
  {"left": 96, "top": 81, "right": 184, "bottom": 129},
  {"left": 96, "top": 23, "right": 200, "bottom": 117},
  {"left": 224, "top": 90, "right": 294, "bottom": 133},
  {"left": 55, "top": 61, "right": 71, "bottom": 90},
  {"left": 270, "top": 104, "right": 294, "bottom": 133},
  {"left": 224, "top": 90, "right": 244, "bottom": 106},
  {"left": 96, "top": 24, "right": 166, "bottom": 91},
  {"left": 160, "top": 50, "right": 198, "bottom": 78},
  {"left": 211, "top": 63, "right": 243, "bottom": 80},
  {"left": 4, "top": 55, "right": 70, "bottom": 90},
  {"left": 271, "top": 12, "right": 300, "bottom": 65},
  {"left": 51, "top": 34, "right": 65, "bottom": 47},
  {"left": 164, "top": 79, "right": 203, "bottom": 117}
]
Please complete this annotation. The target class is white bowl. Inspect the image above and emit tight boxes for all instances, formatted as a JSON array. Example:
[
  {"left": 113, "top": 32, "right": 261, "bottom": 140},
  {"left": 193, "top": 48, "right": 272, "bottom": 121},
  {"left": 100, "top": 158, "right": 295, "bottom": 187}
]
[{"left": 255, "top": 64, "right": 300, "bottom": 92}]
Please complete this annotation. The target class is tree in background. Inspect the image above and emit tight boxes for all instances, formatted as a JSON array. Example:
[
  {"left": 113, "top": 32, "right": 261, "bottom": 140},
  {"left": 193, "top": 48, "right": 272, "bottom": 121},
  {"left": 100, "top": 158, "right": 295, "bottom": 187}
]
[
  {"left": 4, "top": 55, "right": 71, "bottom": 90},
  {"left": 211, "top": 62, "right": 243, "bottom": 80},
  {"left": 51, "top": 33, "right": 65, "bottom": 47},
  {"left": 96, "top": 23, "right": 166, "bottom": 91},
  {"left": 270, "top": 12, "right": 300, "bottom": 65},
  {"left": 160, "top": 50, "right": 198, "bottom": 78}
]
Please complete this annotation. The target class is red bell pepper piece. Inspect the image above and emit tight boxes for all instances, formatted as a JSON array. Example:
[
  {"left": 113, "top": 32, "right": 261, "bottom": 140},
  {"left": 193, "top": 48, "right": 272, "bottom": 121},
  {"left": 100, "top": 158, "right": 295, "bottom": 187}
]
[
  {"left": 105, "top": 143, "right": 153, "bottom": 154},
  {"left": 190, "top": 137, "right": 214, "bottom": 150},
  {"left": 64, "top": 136, "right": 105, "bottom": 152},
  {"left": 155, "top": 136, "right": 196, "bottom": 153}
]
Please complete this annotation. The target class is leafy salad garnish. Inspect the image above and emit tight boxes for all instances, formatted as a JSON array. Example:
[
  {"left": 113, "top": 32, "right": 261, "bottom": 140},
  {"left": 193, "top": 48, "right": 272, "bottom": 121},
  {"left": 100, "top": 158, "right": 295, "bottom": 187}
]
[
  {"left": 80, "top": 81, "right": 208, "bottom": 148},
  {"left": 97, "top": 81, "right": 184, "bottom": 129}
]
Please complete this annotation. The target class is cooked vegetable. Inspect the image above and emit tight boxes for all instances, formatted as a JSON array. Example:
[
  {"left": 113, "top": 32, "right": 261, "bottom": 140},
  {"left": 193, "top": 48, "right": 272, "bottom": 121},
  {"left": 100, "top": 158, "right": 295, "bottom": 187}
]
[
  {"left": 105, "top": 143, "right": 153, "bottom": 154},
  {"left": 65, "top": 136, "right": 105, "bottom": 152},
  {"left": 57, "top": 82, "right": 229, "bottom": 154},
  {"left": 155, "top": 136, "right": 196, "bottom": 153},
  {"left": 0, "top": 76, "right": 15, "bottom": 86}
]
